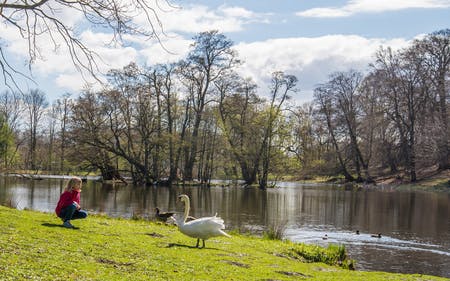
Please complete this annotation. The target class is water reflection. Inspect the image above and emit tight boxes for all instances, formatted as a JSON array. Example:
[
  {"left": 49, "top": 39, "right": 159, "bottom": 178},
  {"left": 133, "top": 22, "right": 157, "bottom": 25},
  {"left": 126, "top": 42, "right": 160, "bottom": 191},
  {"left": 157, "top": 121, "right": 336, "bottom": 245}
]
[{"left": 0, "top": 176, "right": 449, "bottom": 278}]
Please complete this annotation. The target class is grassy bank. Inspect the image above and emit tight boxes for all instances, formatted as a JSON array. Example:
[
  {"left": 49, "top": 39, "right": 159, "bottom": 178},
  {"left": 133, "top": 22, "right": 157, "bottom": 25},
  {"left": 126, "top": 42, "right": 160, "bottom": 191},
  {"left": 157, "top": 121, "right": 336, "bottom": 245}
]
[{"left": 0, "top": 206, "right": 446, "bottom": 281}]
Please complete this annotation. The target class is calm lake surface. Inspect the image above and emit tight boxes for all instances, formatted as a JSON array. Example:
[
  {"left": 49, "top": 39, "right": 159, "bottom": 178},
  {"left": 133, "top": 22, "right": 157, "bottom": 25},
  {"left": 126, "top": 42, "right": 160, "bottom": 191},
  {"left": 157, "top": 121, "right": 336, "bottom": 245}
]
[{"left": 1, "top": 176, "right": 449, "bottom": 278}]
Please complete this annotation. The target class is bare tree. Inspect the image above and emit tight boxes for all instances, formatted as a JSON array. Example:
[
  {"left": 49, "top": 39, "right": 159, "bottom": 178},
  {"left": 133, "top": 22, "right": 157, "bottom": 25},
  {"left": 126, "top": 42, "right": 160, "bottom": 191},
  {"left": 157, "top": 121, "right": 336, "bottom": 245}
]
[
  {"left": 314, "top": 85, "right": 354, "bottom": 181},
  {"left": 0, "top": 90, "right": 22, "bottom": 131},
  {"left": 178, "top": 30, "right": 240, "bottom": 181},
  {"left": 258, "top": 71, "right": 297, "bottom": 189},
  {"left": 52, "top": 93, "right": 72, "bottom": 172},
  {"left": 0, "top": 0, "right": 174, "bottom": 90},
  {"left": 414, "top": 29, "right": 450, "bottom": 169},
  {"left": 105, "top": 63, "right": 156, "bottom": 185},
  {"left": 287, "top": 103, "right": 322, "bottom": 174},
  {"left": 197, "top": 108, "right": 219, "bottom": 185},
  {"left": 144, "top": 63, "right": 179, "bottom": 184},
  {"left": 373, "top": 47, "right": 431, "bottom": 182},
  {"left": 22, "top": 89, "right": 48, "bottom": 170},
  {"left": 217, "top": 74, "right": 264, "bottom": 185},
  {"left": 328, "top": 70, "right": 372, "bottom": 182},
  {"left": 361, "top": 71, "right": 399, "bottom": 173},
  {"left": 0, "top": 90, "right": 23, "bottom": 168},
  {"left": 46, "top": 103, "right": 57, "bottom": 172}
]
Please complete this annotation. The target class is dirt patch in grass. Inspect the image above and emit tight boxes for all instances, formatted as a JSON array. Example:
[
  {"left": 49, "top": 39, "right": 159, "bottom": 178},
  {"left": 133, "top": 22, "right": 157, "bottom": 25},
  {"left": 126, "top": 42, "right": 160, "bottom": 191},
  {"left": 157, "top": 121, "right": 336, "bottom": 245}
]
[
  {"left": 276, "top": 270, "right": 312, "bottom": 278},
  {"left": 96, "top": 258, "right": 134, "bottom": 267},
  {"left": 222, "top": 260, "right": 250, "bottom": 268}
]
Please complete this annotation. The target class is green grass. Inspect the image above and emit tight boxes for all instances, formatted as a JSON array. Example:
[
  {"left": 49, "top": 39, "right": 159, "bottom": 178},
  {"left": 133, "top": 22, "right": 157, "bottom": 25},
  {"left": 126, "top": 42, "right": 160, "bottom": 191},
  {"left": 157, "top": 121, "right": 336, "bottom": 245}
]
[
  {"left": 393, "top": 178, "right": 450, "bottom": 193},
  {"left": 0, "top": 206, "right": 446, "bottom": 281}
]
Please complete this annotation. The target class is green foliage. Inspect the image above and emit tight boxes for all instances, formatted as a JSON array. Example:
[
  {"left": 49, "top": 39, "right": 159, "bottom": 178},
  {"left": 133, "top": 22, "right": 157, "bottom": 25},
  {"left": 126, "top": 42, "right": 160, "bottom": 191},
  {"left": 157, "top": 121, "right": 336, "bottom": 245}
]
[
  {"left": 395, "top": 179, "right": 450, "bottom": 193},
  {"left": 0, "top": 206, "right": 447, "bottom": 281},
  {"left": 287, "top": 243, "right": 356, "bottom": 270},
  {"left": 0, "top": 114, "right": 15, "bottom": 167},
  {"left": 263, "top": 221, "right": 287, "bottom": 240}
]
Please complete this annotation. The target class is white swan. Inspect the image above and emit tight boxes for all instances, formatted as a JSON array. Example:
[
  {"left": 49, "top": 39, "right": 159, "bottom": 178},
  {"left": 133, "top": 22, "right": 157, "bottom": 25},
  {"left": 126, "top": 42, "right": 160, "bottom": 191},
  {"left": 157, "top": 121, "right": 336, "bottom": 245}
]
[{"left": 174, "top": 194, "right": 230, "bottom": 248}]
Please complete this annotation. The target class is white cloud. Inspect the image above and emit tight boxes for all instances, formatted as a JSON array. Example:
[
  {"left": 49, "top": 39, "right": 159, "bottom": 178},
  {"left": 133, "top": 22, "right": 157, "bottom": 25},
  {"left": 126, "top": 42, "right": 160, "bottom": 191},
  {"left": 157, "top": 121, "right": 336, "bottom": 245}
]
[
  {"left": 54, "top": 72, "right": 103, "bottom": 92},
  {"left": 80, "top": 31, "right": 139, "bottom": 70},
  {"left": 235, "top": 35, "right": 410, "bottom": 103},
  {"left": 221, "top": 5, "right": 257, "bottom": 19},
  {"left": 21, "top": 30, "right": 139, "bottom": 77},
  {"left": 297, "top": 0, "right": 450, "bottom": 18},
  {"left": 144, "top": 4, "right": 269, "bottom": 33},
  {"left": 136, "top": 34, "right": 192, "bottom": 65}
]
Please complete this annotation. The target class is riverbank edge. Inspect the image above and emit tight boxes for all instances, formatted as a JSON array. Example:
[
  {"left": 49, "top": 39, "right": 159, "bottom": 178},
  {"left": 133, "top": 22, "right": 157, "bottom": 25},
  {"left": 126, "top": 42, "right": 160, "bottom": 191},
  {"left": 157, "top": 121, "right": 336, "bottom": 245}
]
[
  {"left": 295, "top": 167, "right": 450, "bottom": 192},
  {"left": 3, "top": 170, "right": 449, "bottom": 192},
  {"left": 0, "top": 206, "right": 446, "bottom": 281}
]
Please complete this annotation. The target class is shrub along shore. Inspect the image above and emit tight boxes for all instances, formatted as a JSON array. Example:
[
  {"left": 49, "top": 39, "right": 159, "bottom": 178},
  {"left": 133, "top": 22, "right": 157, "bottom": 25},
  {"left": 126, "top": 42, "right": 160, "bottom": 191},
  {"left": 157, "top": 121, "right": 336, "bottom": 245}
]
[{"left": 0, "top": 206, "right": 446, "bottom": 281}]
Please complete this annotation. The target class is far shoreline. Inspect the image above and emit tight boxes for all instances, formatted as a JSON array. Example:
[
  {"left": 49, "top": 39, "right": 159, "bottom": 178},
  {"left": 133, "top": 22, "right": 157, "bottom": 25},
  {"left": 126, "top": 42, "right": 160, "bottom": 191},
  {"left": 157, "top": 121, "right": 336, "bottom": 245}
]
[{"left": 2, "top": 167, "right": 449, "bottom": 192}]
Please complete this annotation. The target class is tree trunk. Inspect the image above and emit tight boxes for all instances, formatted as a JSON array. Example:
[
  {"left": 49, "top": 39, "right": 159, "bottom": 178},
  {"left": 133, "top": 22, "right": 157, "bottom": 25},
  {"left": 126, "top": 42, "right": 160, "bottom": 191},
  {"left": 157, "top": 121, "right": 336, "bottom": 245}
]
[
  {"left": 408, "top": 127, "right": 417, "bottom": 182},
  {"left": 325, "top": 111, "right": 354, "bottom": 181},
  {"left": 437, "top": 76, "right": 449, "bottom": 169}
]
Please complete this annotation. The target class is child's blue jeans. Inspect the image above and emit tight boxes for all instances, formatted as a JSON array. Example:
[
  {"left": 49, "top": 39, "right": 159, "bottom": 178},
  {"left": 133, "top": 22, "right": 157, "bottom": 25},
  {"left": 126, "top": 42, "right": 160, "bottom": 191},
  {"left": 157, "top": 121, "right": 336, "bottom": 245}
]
[{"left": 59, "top": 203, "right": 88, "bottom": 222}]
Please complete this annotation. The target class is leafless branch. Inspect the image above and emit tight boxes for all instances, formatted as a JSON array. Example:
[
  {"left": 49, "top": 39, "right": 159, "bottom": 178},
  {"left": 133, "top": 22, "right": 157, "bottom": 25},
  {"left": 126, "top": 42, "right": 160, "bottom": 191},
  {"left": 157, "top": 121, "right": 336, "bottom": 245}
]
[{"left": 0, "top": 0, "right": 175, "bottom": 91}]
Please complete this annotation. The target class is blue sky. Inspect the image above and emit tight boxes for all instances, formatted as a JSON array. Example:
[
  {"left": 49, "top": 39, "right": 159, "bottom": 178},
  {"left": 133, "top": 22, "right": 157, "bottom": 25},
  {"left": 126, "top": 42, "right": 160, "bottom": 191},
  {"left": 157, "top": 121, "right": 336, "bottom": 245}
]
[
  {"left": 1, "top": 0, "right": 449, "bottom": 103},
  {"left": 196, "top": 0, "right": 449, "bottom": 39}
]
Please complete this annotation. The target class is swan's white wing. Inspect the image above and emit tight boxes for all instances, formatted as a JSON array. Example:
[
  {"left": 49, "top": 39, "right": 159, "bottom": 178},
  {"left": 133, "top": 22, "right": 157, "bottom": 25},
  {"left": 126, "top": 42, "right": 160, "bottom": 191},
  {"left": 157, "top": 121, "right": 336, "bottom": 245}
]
[{"left": 178, "top": 216, "right": 230, "bottom": 239}]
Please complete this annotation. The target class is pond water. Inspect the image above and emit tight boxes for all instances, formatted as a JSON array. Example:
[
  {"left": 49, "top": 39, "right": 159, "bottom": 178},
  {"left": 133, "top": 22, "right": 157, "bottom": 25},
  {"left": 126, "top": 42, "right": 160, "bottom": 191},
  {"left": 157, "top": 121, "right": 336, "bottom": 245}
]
[{"left": 0, "top": 176, "right": 449, "bottom": 278}]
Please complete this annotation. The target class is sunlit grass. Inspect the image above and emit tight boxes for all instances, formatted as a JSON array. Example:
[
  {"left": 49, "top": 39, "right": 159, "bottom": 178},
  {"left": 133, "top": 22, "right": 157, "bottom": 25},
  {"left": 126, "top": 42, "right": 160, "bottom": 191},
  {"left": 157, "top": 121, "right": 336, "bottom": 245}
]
[
  {"left": 0, "top": 205, "right": 446, "bottom": 281},
  {"left": 395, "top": 178, "right": 450, "bottom": 192}
]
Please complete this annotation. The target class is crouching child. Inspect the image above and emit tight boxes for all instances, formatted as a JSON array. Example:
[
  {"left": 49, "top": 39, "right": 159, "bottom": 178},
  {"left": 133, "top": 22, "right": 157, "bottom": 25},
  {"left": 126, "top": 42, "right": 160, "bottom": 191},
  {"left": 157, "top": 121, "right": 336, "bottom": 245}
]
[{"left": 55, "top": 177, "right": 88, "bottom": 228}]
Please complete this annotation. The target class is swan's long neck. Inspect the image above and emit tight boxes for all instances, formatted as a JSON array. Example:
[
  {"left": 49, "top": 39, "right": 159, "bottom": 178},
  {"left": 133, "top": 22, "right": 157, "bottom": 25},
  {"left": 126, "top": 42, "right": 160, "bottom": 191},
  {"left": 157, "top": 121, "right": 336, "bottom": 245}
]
[{"left": 183, "top": 197, "right": 190, "bottom": 223}]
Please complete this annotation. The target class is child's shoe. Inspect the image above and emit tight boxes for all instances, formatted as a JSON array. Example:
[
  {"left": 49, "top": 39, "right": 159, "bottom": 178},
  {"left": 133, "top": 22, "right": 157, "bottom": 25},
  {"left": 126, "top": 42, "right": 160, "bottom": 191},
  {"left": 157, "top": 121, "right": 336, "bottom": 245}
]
[{"left": 63, "top": 220, "right": 74, "bottom": 228}]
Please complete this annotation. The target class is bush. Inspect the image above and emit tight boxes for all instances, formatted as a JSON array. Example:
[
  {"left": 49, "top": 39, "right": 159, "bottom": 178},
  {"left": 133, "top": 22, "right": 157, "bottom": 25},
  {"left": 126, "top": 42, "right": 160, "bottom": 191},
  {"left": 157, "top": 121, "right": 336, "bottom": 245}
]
[
  {"left": 287, "top": 243, "right": 356, "bottom": 270},
  {"left": 263, "top": 221, "right": 287, "bottom": 240}
]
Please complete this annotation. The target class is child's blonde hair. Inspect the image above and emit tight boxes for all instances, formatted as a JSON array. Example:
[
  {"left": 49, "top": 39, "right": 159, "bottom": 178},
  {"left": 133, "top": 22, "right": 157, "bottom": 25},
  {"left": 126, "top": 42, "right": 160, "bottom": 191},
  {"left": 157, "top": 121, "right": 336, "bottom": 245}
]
[{"left": 65, "top": 177, "right": 82, "bottom": 192}]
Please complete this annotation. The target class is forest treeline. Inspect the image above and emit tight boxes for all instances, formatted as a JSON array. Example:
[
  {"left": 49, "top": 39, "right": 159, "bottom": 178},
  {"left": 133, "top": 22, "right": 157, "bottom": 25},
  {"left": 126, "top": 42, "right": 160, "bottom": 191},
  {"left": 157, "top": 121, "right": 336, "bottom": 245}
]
[{"left": 0, "top": 29, "right": 449, "bottom": 188}]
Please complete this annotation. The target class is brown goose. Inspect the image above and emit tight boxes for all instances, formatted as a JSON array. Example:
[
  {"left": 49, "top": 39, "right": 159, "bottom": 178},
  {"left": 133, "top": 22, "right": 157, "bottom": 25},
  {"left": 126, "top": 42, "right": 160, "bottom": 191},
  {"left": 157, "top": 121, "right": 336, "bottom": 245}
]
[{"left": 155, "top": 207, "right": 174, "bottom": 222}]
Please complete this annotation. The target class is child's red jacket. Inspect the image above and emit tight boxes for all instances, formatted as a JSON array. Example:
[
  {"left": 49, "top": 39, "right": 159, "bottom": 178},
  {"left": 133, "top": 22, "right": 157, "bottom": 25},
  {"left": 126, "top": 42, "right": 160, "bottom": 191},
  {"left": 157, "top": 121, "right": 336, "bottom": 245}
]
[{"left": 55, "top": 190, "right": 80, "bottom": 216}]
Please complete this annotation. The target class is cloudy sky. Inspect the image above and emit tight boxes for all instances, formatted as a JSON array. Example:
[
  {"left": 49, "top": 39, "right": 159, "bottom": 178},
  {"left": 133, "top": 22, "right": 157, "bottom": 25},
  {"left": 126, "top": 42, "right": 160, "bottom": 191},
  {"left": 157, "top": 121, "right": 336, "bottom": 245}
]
[{"left": 1, "top": 0, "right": 450, "bottom": 103}]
